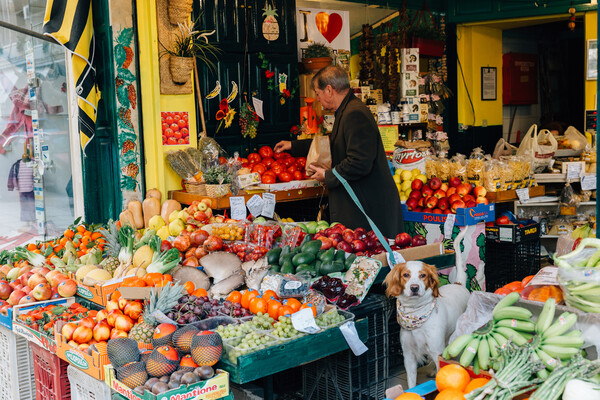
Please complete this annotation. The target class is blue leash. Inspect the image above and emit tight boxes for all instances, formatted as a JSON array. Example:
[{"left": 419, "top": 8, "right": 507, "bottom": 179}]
[{"left": 332, "top": 168, "right": 397, "bottom": 265}]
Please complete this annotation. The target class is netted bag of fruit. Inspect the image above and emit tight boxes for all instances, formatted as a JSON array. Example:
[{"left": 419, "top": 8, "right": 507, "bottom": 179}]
[
  {"left": 483, "top": 159, "right": 500, "bottom": 192},
  {"left": 450, "top": 154, "right": 468, "bottom": 181}
]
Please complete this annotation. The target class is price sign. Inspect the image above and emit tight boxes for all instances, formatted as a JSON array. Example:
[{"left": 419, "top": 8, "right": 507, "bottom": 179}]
[
  {"left": 567, "top": 163, "right": 583, "bottom": 181},
  {"left": 291, "top": 308, "right": 321, "bottom": 334},
  {"left": 516, "top": 188, "right": 530, "bottom": 203},
  {"left": 246, "top": 195, "right": 264, "bottom": 217},
  {"left": 444, "top": 214, "right": 456, "bottom": 239},
  {"left": 261, "top": 193, "right": 276, "bottom": 218},
  {"left": 581, "top": 175, "right": 597, "bottom": 191},
  {"left": 386, "top": 251, "right": 405, "bottom": 267},
  {"left": 229, "top": 196, "right": 246, "bottom": 220}
]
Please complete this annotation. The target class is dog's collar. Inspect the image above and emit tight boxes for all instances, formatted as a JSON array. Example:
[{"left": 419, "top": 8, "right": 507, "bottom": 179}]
[{"left": 396, "top": 298, "right": 437, "bottom": 330}]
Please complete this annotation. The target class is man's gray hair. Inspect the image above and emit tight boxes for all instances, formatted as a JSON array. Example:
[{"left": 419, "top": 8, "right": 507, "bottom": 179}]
[{"left": 312, "top": 65, "right": 350, "bottom": 92}]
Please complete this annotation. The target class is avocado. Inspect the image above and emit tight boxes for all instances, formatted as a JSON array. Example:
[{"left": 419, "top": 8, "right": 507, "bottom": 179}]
[
  {"left": 267, "top": 247, "right": 282, "bottom": 265},
  {"left": 301, "top": 240, "right": 323, "bottom": 255},
  {"left": 292, "top": 252, "right": 316, "bottom": 267}
]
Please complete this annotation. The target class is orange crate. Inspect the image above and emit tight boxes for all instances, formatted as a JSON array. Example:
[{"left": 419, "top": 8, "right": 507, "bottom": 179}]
[{"left": 31, "top": 343, "right": 71, "bottom": 400}]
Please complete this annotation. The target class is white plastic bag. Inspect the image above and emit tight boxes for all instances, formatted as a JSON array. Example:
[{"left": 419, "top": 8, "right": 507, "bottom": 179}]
[
  {"left": 492, "top": 138, "right": 517, "bottom": 159},
  {"left": 563, "top": 126, "right": 588, "bottom": 151},
  {"left": 517, "top": 124, "right": 558, "bottom": 172}
]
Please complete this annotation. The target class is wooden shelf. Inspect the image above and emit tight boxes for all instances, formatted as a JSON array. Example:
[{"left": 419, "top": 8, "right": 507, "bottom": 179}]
[
  {"left": 169, "top": 185, "right": 328, "bottom": 209},
  {"left": 485, "top": 185, "right": 545, "bottom": 203},
  {"left": 534, "top": 172, "right": 595, "bottom": 183}
]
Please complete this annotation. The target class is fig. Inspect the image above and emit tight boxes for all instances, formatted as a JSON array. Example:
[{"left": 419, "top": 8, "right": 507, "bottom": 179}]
[
  {"left": 159, "top": 375, "right": 170, "bottom": 383},
  {"left": 168, "top": 380, "right": 181, "bottom": 389},
  {"left": 133, "top": 386, "right": 145, "bottom": 395},
  {"left": 171, "top": 370, "right": 186, "bottom": 383},
  {"left": 194, "top": 365, "right": 215, "bottom": 380},
  {"left": 152, "top": 382, "right": 169, "bottom": 394},
  {"left": 180, "top": 372, "right": 200, "bottom": 385},
  {"left": 144, "top": 377, "right": 160, "bottom": 390}
]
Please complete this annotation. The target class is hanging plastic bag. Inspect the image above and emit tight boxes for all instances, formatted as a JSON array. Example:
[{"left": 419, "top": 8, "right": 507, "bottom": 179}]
[
  {"left": 492, "top": 138, "right": 517, "bottom": 159},
  {"left": 516, "top": 124, "right": 557, "bottom": 172},
  {"left": 561, "top": 126, "right": 588, "bottom": 151}
]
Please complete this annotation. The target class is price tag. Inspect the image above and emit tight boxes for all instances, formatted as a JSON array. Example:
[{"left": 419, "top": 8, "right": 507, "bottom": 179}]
[
  {"left": 261, "top": 193, "right": 276, "bottom": 218},
  {"left": 339, "top": 321, "right": 368, "bottom": 356},
  {"left": 252, "top": 97, "right": 264, "bottom": 120},
  {"left": 291, "top": 308, "right": 321, "bottom": 334},
  {"left": 581, "top": 175, "right": 597, "bottom": 191},
  {"left": 444, "top": 214, "right": 456, "bottom": 239},
  {"left": 246, "top": 194, "right": 264, "bottom": 217},
  {"left": 229, "top": 196, "right": 246, "bottom": 220},
  {"left": 567, "top": 163, "right": 583, "bottom": 181},
  {"left": 516, "top": 188, "right": 530, "bottom": 203},
  {"left": 386, "top": 251, "right": 405, "bottom": 267}
]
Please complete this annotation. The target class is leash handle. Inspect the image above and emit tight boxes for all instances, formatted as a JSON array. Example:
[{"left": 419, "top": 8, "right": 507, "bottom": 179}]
[{"left": 332, "top": 167, "right": 396, "bottom": 265}]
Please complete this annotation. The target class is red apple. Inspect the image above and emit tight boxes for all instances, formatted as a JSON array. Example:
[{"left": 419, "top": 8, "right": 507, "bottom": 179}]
[
  {"left": 412, "top": 235, "right": 427, "bottom": 247},
  {"left": 421, "top": 186, "right": 434, "bottom": 198},
  {"left": 395, "top": 233, "right": 412, "bottom": 248},
  {"left": 433, "top": 189, "right": 446, "bottom": 199},
  {"left": 465, "top": 200, "right": 477, "bottom": 208},
  {"left": 440, "top": 183, "right": 449, "bottom": 192},
  {"left": 451, "top": 200, "right": 466, "bottom": 213},
  {"left": 446, "top": 187, "right": 457, "bottom": 197},
  {"left": 476, "top": 197, "right": 489, "bottom": 205},
  {"left": 473, "top": 186, "right": 487, "bottom": 198},
  {"left": 417, "top": 197, "right": 425, "bottom": 208},
  {"left": 428, "top": 177, "right": 442, "bottom": 190},
  {"left": 438, "top": 197, "right": 450, "bottom": 211},
  {"left": 432, "top": 209, "right": 443, "bottom": 214},
  {"left": 448, "top": 193, "right": 462, "bottom": 205},
  {"left": 57, "top": 279, "right": 78, "bottom": 297},
  {"left": 425, "top": 196, "right": 438, "bottom": 209},
  {"left": 352, "top": 240, "right": 367, "bottom": 252},
  {"left": 317, "top": 237, "right": 333, "bottom": 250},
  {"left": 449, "top": 177, "right": 462, "bottom": 188},
  {"left": 19, "top": 272, "right": 33, "bottom": 287},
  {"left": 197, "top": 202, "right": 208, "bottom": 211},
  {"left": 19, "top": 295, "right": 35, "bottom": 305},
  {"left": 0, "top": 281, "right": 12, "bottom": 300},
  {"left": 406, "top": 197, "right": 418, "bottom": 211},
  {"left": 413, "top": 207, "right": 424, "bottom": 212},
  {"left": 456, "top": 183, "right": 472, "bottom": 197},
  {"left": 32, "top": 283, "right": 52, "bottom": 301},
  {"left": 22, "top": 286, "right": 31, "bottom": 295},
  {"left": 409, "top": 190, "right": 422, "bottom": 199},
  {"left": 337, "top": 241, "right": 353, "bottom": 253},
  {"left": 7, "top": 290, "right": 26, "bottom": 305},
  {"left": 62, "top": 322, "right": 78, "bottom": 341},
  {"left": 354, "top": 228, "right": 367, "bottom": 240},
  {"left": 342, "top": 229, "right": 355, "bottom": 243},
  {"left": 411, "top": 179, "right": 423, "bottom": 191},
  {"left": 93, "top": 321, "right": 111, "bottom": 342},
  {"left": 313, "top": 232, "right": 325, "bottom": 240},
  {"left": 193, "top": 211, "right": 209, "bottom": 222},
  {"left": 463, "top": 194, "right": 475, "bottom": 203}
]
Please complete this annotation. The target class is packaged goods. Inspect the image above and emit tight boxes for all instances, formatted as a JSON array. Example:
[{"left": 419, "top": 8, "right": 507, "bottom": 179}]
[{"left": 392, "top": 139, "right": 432, "bottom": 174}]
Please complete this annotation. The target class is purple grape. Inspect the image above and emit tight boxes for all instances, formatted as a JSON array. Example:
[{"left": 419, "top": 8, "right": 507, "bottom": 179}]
[
  {"left": 233, "top": 309, "right": 242, "bottom": 317},
  {"left": 210, "top": 299, "right": 219, "bottom": 306},
  {"left": 178, "top": 297, "right": 187, "bottom": 304},
  {"left": 202, "top": 296, "right": 209, "bottom": 302},
  {"left": 202, "top": 303, "right": 212, "bottom": 311},
  {"left": 193, "top": 306, "right": 202, "bottom": 314},
  {"left": 181, "top": 304, "right": 189, "bottom": 312},
  {"left": 223, "top": 301, "right": 232, "bottom": 308},
  {"left": 177, "top": 317, "right": 186, "bottom": 324},
  {"left": 209, "top": 310, "right": 218, "bottom": 317},
  {"left": 189, "top": 315, "right": 198, "bottom": 322},
  {"left": 233, "top": 303, "right": 242, "bottom": 309},
  {"left": 188, "top": 295, "right": 197, "bottom": 303}
]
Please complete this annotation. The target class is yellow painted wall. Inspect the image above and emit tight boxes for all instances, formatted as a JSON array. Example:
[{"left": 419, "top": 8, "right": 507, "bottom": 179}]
[
  {"left": 456, "top": 25, "right": 503, "bottom": 127},
  {"left": 136, "top": 0, "right": 198, "bottom": 199},
  {"left": 585, "top": 11, "right": 597, "bottom": 111}
]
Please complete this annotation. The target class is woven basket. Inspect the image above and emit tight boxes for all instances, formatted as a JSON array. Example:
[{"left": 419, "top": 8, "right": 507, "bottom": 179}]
[
  {"left": 184, "top": 182, "right": 207, "bottom": 195},
  {"left": 205, "top": 183, "right": 231, "bottom": 198},
  {"left": 170, "top": 56, "right": 194, "bottom": 84},
  {"left": 167, "top": 0, "right": 192, "bottom": 25}
]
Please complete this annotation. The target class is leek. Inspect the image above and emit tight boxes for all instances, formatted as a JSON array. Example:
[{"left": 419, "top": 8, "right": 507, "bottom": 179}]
[
  {"left": 146, "top": 248, "right": 181, "bottom": 274},
  {"left": 14, "top": 248, "right": 47, "bottom": 268}
]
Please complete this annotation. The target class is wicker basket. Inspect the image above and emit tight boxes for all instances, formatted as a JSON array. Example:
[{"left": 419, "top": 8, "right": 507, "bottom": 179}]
[
  {"left": 205, "top": 183, "right": 231, "bottom": 198},
  {"left": 167, "top": 0, "right": 192, "bottom": 24},
  {"left": 170, "top": 56, "right": 194, "bottom": 84},
  {"left": 184, "top": 181, "right": 207, "bottom": 195}
]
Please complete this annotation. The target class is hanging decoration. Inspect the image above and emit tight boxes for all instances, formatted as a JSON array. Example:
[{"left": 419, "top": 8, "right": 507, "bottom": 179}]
[
  {"left": 216, "top": 99, "right": 236, "bottom": 133},
  {"left": 258, "top": 52, "right": 297, "bottom": 105},
  {"left": 262, "top": 2, "right": 280, "bottom": 41},
  {"left": 226, "top": 81, "right": 238, "bottom": 103},
  {"left": 205, "top": 81, "right": 221, "bottom": 99},
  {"left": 239, "top": 99, "right": 259, "bottom": 139},
  {"left": 358, "top": 24, "right": 375, "bottom": 86}
]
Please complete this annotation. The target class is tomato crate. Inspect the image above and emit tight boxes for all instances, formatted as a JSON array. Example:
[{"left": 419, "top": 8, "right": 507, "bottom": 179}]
[
  {"left": 485, "top": 221, "right": 540, "bottom": 243},
  {"left": 67, "top": 365, "right": 111, "bottom": 400},
  {"left": 0, "top": 324, "right": 36, "bottom": 400},
  {"left": 31, "top": 342, "right": 71, "bottom": 400}
]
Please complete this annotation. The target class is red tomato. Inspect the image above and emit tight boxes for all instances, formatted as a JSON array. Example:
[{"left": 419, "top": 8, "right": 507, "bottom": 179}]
[
  {"left": 164, "top": 128, "right": 174, "bottom": 137},
  {"left": 248, "top": 153, "right": 262, "bottom": 163},
  {"left": 273, "top": 152, "right": 286, "bottom": 160},
  {"left": 262, "top": 157, "right": 274, "bottom": 167},
  {"left": 252, "top": 164, "right": 267, "bottom": 175},
  {"left": 240, "top": 157, "right": 248, "bottom": 165},
  {"left": 170, "top": 123, "right": 180, "bottom": 132},
  {"left": 180, "top": 128, "right": 189, "bottom": 137},
  {"left": 162, "top": 136, "right": 167, "bottom": 145},
  {"left": 270, "top": 163, "right": 283, "bottom": 174},
  {"left": 296, "top": 157, "right": 307, "bottom": 168},
  {"left": 293, "top": 171, "right": 303, "bottom": 180},
  {"left": 167, "top": 137, "right": 177, "bottom": 145},
  {"left": 174, "top": 131, "right": 182, "bottom": 139},
  {"left": 182, "top": 113, "right": 188, "bottom": 121},
  {"left": 282, "top": 158, "right": 294, "bottom": 167},
  {"left": 261, "top": 174, "right": 276, "bottom": 184},
  {"left": 302, "top": 172, "right": 309, "bottom": 179},
  {"left": 263, "top": 170, "right": 276, "bottom": 178},
  {"left": 161, "top": 122, "right": 169, "bottom": 131},
  {"left": 279, "top": 172, "right": 293, "bottom": 182},
  {"left": 496, "top": 216, "right": 511, "bottom": 225},
  {"left": 177, "top": 119, "right": 187, "bottom": 128},
  {"left": 165, "top": 115, "right": 174, "bottom": 125},
  {"left": 259, "top": 146, "right": 274, "bottom": 159},
  {"left": 219, "top": 156, "right": 227, "bottom": 165},
  {"left": 178, "top": 138, "right": 186, "bottom": 144}
]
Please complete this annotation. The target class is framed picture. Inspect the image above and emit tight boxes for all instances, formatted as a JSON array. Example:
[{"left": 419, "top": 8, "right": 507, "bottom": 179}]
[
  {"left": 481, "top": 67, "right": 497, "bottom": 101},
  {"left": 587, "top": 39, "right": 597, "bottom": 80}
]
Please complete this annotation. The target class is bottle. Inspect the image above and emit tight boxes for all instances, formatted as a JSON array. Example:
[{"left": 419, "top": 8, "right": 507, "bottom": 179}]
[
  {"left": 391, "top": 104, "right": 401, "bottom": 124},
  {"left": 401, "top": 100, "right": 409, "bottom": 123}
]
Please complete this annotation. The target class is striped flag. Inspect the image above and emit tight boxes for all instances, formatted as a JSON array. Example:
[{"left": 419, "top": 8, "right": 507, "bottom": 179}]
[{"left": 43, "top": 0, "right": 99, "bottom": 153}]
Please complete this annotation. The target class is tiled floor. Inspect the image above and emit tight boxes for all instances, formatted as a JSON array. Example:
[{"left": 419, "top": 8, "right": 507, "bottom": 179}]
[{"left": 387, "top": 362, "right": 438, "bottom": 393}]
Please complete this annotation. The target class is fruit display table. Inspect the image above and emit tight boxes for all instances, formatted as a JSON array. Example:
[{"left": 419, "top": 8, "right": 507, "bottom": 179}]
[
  {"left": 169, "top": 185, "right": 327, "bottom": 209},
  {"left": 217, "top": 318, "right": 368, "bottom": 400}
]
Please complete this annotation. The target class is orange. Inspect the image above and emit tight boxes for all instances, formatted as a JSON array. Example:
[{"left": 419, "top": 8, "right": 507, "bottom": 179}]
[
  {"left": 241, "top": 289, "right": 258, "bottom": 309},
  {"left": 227, "top": 291, "right": 242, "bottom": 304},
  {"left": 262, "top": 290, "right": 278, "bottom": 301},
  {"left": 504, "top": 281, "right": 523, "bottom": 292},
  {"left": 283, "top": 298, "right": 301, "bottom": 312},
  {"left": 278, "top": 305, "right": 294, "bottom": 318},
  {"left": 250, "top": 297, "right": 268, "bottom": 315},
  {"left": 395, "top": 394, "right": 424, "bottom": 400},
  {"left": 436, "top": 364, "right": 470, "bottom": 392},
  {"left": 192, "top": 288, "right": 208, "bottom": 297},
  {"left": 464, "top": 378, "right": 490, "bottom": 394},
  {"left": 435, "top": 389, "right": 466, "bottom": 400},
  {"left": 143, "top": 273, "right": 164, "bottom": 287},
  {"left": 300, "top": 302, "right": 317, "bottom": 317},
  {"left": 183, "top": 281, "right": 195, "bottom": 295},
  {"left": 267, "top": 300, "right": 282, "bottom": 320}
]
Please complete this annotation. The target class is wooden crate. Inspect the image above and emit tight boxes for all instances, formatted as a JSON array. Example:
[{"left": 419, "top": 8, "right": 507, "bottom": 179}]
[{"left": 485, "top": 185, "right": 545, "bottom": 203}]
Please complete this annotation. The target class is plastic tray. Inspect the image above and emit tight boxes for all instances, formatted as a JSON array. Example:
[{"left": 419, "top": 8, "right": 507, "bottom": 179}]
[
  {"left": 188, "top": 315, "right": 237, "bottom": 331},
  {"left": 0, "top": 325, "right": 35, "bottom": 400},
  {"left": 316, "top": 309, "right": 355, "bottom": 329},
  {"left": 223, "top": 333, "right": 279, "bottom": 365},
  {"left": 31, "top": 342, "right": 71, "bottom": 400},
  {"left": 68, "top": 365, "right": 111, "bottom": 400}
]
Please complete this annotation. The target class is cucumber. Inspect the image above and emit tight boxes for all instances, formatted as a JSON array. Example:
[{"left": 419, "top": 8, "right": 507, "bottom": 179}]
[
  {"left": 344, "top": 253, "right": 357, "bottom": 270},
  {"left": 319, "top": 248, "right": 335, "bottom": 263},
  {"left": 335, "top": 249, "right": 347, "bottom": 261},
  {"left": 292, "top": 252, "right": 316, "bottom": 267},
  {"left": 296, "top": 264, "right": 316, "bottom": 276},
  {"left": 301, "top": 240, "right": 323, "bottom": 255},
  {"left": 267, "top": 247, "right": 282, "bottom": 265},
  {"left": 280, "top": 260, "right": 294, "bottom": 274}
]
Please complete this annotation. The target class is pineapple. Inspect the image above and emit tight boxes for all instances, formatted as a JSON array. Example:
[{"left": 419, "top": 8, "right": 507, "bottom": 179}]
[
  {"left": 130, "top": 282, "right": 184, "bottom": 345},
  {"left": 262, "top": 5, "right": 279, "bottom": 41},
  {"left": 99, "top": 220, "right": 121, "bottom": 275}
]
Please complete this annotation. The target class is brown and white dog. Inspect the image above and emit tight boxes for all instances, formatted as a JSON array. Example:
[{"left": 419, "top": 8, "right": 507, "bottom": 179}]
[{"left": 384, "top": 261, "right": 470, "bottom": 388}]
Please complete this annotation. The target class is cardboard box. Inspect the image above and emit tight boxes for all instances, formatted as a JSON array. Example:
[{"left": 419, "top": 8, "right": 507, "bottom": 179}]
[
  {"left": 0, "top": 296, "right": 75, "bottom": 331},
  {"left": 70, "top": 274, "right": 125, "bottom": 306},
  {"left": 485, "top": 221, "right": 540, "bottom": 243},
  {"left": 401, "top": 203, "right": 495, "bottom": 226},
  {"left": 400, "top": 48, "right": 419, "bottom": 72},
  {"left": 254, "top": 179, "right": 321, "bottom": 191},
  {"left": 55, "top": 320, "right": 110, "bottom": 379},
  {"left": 118, "top": 286, "right": 162, "bottom": 300},
  {"left": 374, "top": 242, "right": 444, "bottom": 267},
  {"left": 406, "top": 97, "right": 421, "bottom": 122},
  {"left": 401, "top": 72, "right": 419, "bottom": 97},
  {"left": 109, "top": 364, "right": 230, "bottom": 400},
  {"left": 371, "top": 89, "right": 383, "bottom": 104},
  {"left": 12, "top": 297, "right": 75, "bottom": 352}
]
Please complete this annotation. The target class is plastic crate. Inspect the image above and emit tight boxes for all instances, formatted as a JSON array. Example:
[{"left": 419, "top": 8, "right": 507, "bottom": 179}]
[
  {"left": 485, "top": 238, "right": 541, "bottom": 292},
  {"left": 302, "top": 294, "right": 393, "bottom": 400},
  {"left": 31, "top": 342, "right": 71, "bottom": 400},
  {"left": 68, "top": 365, "right": 111, "bottom": 400},
  {"left": 0, "top": 324, "right": 36, "bottom": 400}
]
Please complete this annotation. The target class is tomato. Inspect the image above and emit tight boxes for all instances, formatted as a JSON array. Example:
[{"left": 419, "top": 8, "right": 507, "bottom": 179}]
[
  {"left": 496, "top": 216, "right": 511, "bottom": 225},
  {"left": 293, "top": 171, "right": 303, "bottom": 180},
  {"left": 263, "top": 170, "right": 276, "bottom": 179},
  {"left": 219, "top": 156, "right": 227, "bottom": 165},
  {"left": 167, "top": 137, "right": 177, "bottom": 145},
  {"left": 302, "top": 172, "right": 309, "bottom": 180},
  {"left": 180, "top": 128, "right": 189, "bottom": 137},
  {"left": 177, "top": 119, "right": 187, "bottom": 128},
  {"left": 170, "top": 123, "right": 180, "bottom": 132},
  {"left": 282, "top": 158, "right": 294, "bottom": 167},
  {"left": 295, "top": 157, "right": 307, "bottom": 168},
  {"left": 165, "top": 115, "right": 174, "bottom": 125},
  {"left": 162, "top": 136, "right": 167, "bottom": 145},
  {"left": 161, "top": 122, "right": 169, "bottom": 131},
  {"left": 287, "top": 165, "right": 297, "bottom": 174},
  {"left": 261, "top": 174, "right": 276, "bottom": 184},
  {"left": 248, "top": 153, "right": 262, "bottom": 163},
  {"left": 178, "top": 138, "right": 186, "bottom": 144},
  {"left": 279, "top": 172, "right": 293, "bottom": 182},
  {"left": 182, "top": 113, "right": 188, "bottom": 121},
  {"left": 273, "top": 152, "right": 286, "bottom": 160},
  {"left": 262, "top": 157, "right": 274, "bottom": 167},
  {"left": 164, "top": 128, "right": 174, "bottom": 137},
  {"left": 174, "top": 131, "right": 182, "bottom": 139},
  {"left": 259, "top": 146, "right": 274, "bottom": 159},
  {"left": 252, "top": 163, "right": 267, "bottom": 175},
  {"left": 270, "top": 163, "right": 283, "bottom": 174}
]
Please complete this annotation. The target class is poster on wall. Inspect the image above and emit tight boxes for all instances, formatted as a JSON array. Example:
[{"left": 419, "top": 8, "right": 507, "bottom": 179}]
[
  {"left": 296, "top": 8, "right": 350, "bottom": 65},
  {"left": 162, "top": 111, "right": 190, "bottom": 145}
]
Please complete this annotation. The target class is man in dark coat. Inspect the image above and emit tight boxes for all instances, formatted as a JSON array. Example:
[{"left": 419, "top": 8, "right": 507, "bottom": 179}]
[{"left": 275, "top": 65, "right": 403, "bottom": 237}]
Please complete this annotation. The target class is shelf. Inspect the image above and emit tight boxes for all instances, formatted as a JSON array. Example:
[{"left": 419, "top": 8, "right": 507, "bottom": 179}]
[
  {"left": 517, "top": 200, "right": 595, "bottom": 207},
  {"left": 534, "top": 173, "right": 595, "bottom": 184},
  {"left": 485, "top": 185, "right": 545, "bottom": 203}
]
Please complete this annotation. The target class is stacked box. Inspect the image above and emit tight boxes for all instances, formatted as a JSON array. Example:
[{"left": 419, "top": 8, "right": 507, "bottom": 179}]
[
  {"left": 406, "top": 97, "right": 420, "bottom": 122},
  {"left": 400, "top": 72, "right": 419, "bottom": 98},
  {"left": 400, "top": 48, "right": 419, "bottom": 72}
]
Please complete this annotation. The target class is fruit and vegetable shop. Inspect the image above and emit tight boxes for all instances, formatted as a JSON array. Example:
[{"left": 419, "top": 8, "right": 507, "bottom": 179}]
[{"left": 0, "top": 0, "right": 599, "bottom": 399}]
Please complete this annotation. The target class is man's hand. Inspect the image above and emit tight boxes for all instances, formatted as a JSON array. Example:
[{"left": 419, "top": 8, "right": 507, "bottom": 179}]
[
  {"left": 274, "top": 141, "right": 291, "bottom": 153},
  {"left": 309, "top": 164, "right": 326, "bottom": 182}
]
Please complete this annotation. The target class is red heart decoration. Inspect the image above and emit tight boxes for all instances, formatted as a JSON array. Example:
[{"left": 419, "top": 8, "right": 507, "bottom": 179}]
[{"left": 315, "top": 12, "right": 343, "bottom": 43}]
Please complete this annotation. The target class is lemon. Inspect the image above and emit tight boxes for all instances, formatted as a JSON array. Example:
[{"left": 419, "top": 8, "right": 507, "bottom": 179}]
[
  {"left": 411, "top": 168, "right": 421, "bottom": 178},
  {"left": 400, "top": 170, "right": 413, "bottom": 182},
  {"left": 395, "top": 168, "right": 402, "bottom": 175},
  {"left": 393, "top": 174, "right": 401, "bottom": 184},
  {"left": 399, "top": 194, "right": 408, "bottom": 201},
  {"left": 416, "top": 174, "right": 427, "bottom": 184},
  {"left": 401, "top": 180, "right": 412, "bottom": 191},
  {"left": 404, "top": 188, "right": 412, "bottom": 197}
]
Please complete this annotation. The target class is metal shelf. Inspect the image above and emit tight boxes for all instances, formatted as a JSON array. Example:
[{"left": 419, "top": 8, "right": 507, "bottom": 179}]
[{"left": 517, "top": 201, "right": 596, "bottom": 207}]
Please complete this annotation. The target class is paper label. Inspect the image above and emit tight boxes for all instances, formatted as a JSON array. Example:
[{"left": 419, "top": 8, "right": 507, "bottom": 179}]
[
  {"left": 386, "top": 251, "right": 405, "bottom": 267},
  {"left": 238, "top": 173, "right": 261, "bottom": 188},
  {"left": 444, "top": 214, "right": 456, "bottom": 239},
  {"left": 229, "top": 196, "right": 246, "bottom": 220},
  {"left": 581, "top": 175, "right": 597, "bottom": 191},
  {"left": 291, "top": 308, "right": 321, "bottom": 334},
  {"left": 252, "top": 97, "right": 264, "bottom": 120},
  {"left": 516, "top": 188, "right": 529, "bottom": 203},
  {"left": 567, "top": 163, "right": 583, "bottom": 180},
  {"left": 339, "top": 321, "right": 368, "bottom": 356},
  {"left": 528, "top": 266, "right": 559, "bottom": 286},
  {"left": 261, "top": 193, "right": 276, "bottom": 218},
  {"left": 284, "top": 281, "right": 302, "bottom": 290},
  {"left": 246, "top": 195, "right": 264, "bottom": 217}
]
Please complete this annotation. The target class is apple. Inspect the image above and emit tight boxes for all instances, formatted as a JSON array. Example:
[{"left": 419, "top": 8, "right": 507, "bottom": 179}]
[
  {"left": 354, "top": 228, "right": 367, "bottom": 241},
  {"left": 57, "top": 279, "right": 78, "bottom": 297},
  {"left": 449, "top": 177, "right": 462, "bottom": 188},
  {"left": 421, "top": 186, "right": 434, "bottom": 198},
  {"left": 352, "top": 240, "right": 367, "bottom": 252},
  {"left": 337, "top": 241, "right": 353, "bottom": 253},
  {"left": 413, "top": 207, "right": 423, "bottom": 212},
  {"left": 412, "top": 235, "right": 426, "bottom": 247},
  {"left": 19, "top": 272, "right": 33, "bottom": 287},
  {"left": 110, "top": 329, "right": 128, "bottom": 339},
  {"left": 417, "top": 197, "right": 425, "bottom": 208},
  {"left": 342, "top": 229, "right": 355, "bottom": 243},
  {"left": 19, "top": 295, "right": 35, "bottom": 305},
  {"left": 93, "top": 321, "right": 111, "bottom": 342},
  {"left": 473, "top": 186, "right": 487, "bottom": 198},
  {"left": 438, "top": 197, "right": 450, "bottom": 211},
  {"left": 451, "top": 200, "right": 466, "bottom": 213},
  {"left": 395, "top": 232, "right": 412, "bottom": 248},
  {"left": 22, "top": 286, "right": 31, "bottom": 295},
  {"left": 463, "top": 194, "right": 476, "bottom": 204},
  {"left": 406, "top": 197, "right": 418, "bottom": 211},
  {"left": 317, "top": 237, "right": 333, "bottom": 250},
  {"left": 96, "top": 310, "right": 109, "bottom": 323},
  {"left": 115, "top": 315, "right": 134, "bottom": 332},
  {"left": 313, "top": 232, "right": 325, "bottom": 240},
  {"left": 456, "top": 183, "right": 472, "bottom": 197},
  {"left": 446, "top": 187, "right": 457, "bottom": 197},
  {"left": 107, "top": 310, "right": 123, "bottom": 327},
  {"left": 440, "top": 183, "right": 449, "bottom": 192},
  {"left": 200, "top": 198, "right": 212, "bottom": 208},
  {"left": 62, "top": 322, "right": 78, "bottom": 341},
  {"left": 428, "top": 177, "right": 442, "bottom": 190},
  {"left": 193, "top": 211, "right": 209, "bottom": 222},
  {"left": 197, "top": 202, "right": 208, "bottom": 212},
  {"left": 411, "top": 179, "right": 423, "bottom": 191},
  {"left": 0, "top": 281, "right": 12, "bottom": 300},
  {"left": 433, "top": 189, "right": 446, "bottom": 199},
  {"left": 32, "top": 283, "right": 52, "bottom": 301},
  {"left": 425, "top": 196, "right": 438, "bottom": 209},
  {"left": 465, "top": 200, "right": 477, "bottom": 208},
  {"left": 105, "top": 301, "right": 119, "bottom": 314},
  {"left": 448, "top": 193, "right": 462, "bottom": 205},
  {"left": 476, "top": 197, "right": 489, "bottom": 205},
  {"left": 432, "top": 209, "right": 443, "bottom": 214},
  {"left": 409, "top": 190, "right": 422, "bottom": 200},
  {"left": 7, "top": 290, "right": 26, "bottom": 305}
]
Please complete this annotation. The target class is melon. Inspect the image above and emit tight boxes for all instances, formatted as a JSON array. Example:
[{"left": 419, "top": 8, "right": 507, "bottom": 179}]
[
  {"left": 75, "top": 265, "right": 97, "bottom": 282},
  {"left": 117, "top": 361, "right": 148, "bottom": 389},
  {"left": 108, "top": 338, "right": 140, "bottom": 369},
  {"left": 152, "top": 323, "right": 177, "bottom": 348},
  {"left": 173, "top": 326, "right": 199, "bottom": 353},
  {"left": 83, "top": 268, "right": 113, "bottom": 286},
  {"left": 190, "top": 331, "right": 223, "bottom": 366}
]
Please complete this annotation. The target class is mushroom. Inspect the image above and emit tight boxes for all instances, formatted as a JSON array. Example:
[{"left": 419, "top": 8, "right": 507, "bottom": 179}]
[{"left": 200, "top": 252, "right": 242, "bottom": 283}]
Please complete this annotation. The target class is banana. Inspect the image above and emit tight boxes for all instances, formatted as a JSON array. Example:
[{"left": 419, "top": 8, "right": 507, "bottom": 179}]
[
  {"left": 541, "top": 345, "right": 581, "bottom": 360},
  {"left": 205, "top": 81, "right": 221, "bottom": 99},
  {"left": 586, "top": 249, "right": 600, "bottom": 267},
  {"left": 473, "top": 356, "right": 480, "bottom": 375},
  {"left": 493, "top": 291, "right": 521, "bottom": 311},
  {"left": 491, "top": 332, "right": 508, "bottom": 349},
  {"left": 543, "top": 335, "right": 584, "bottom": 348},
  {"left": 563, "top": 329, "right": 582, "bottom": 338},
  {"left": 459, "top": 337, "right": 480, "bottom": 367},
  {"left": 535, "top": 298, "right": 556, "bottom": 334},
  {"left": 226, "top": 81, "right": 238, "bottom": 103},
  {"left": 496, "top": 319, "right": 536, "bottom": 332},
  {"left": 492, "top": 306, "right": 533, "bottom": 322},
  {"left": 543, "top": 312, "right": 577, "bottom": 338},
  {"left": 535, "top": 348, "right": 559, "bottom": 371},
  {"left": 487, "top": 335, "right": 499, "bottom": 359},
  {"left": 495, "top": 326, "right": 528, "bottom": 346},
  {"left": 446, "top": 334, "right": 475, "bottom": 358},
  {"left": 520, "top": 332, "right": 534, "bottom": 340},
  {"left": 477, "top": 338, "right": 490, "bottom": 371}
]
